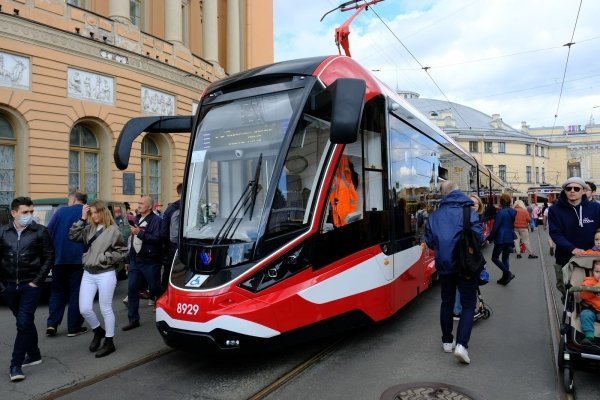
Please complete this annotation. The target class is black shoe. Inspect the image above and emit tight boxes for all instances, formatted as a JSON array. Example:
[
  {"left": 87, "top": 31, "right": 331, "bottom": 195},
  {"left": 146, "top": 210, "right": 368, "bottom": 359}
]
[
  {"left": 500, "top": 273, "right": 516, "bottom": 286},
  {"left": 9, "top": 366, "right": 25, "bottom": 382},
  {"left": 45, "top": 326, "right": 57, "bottom": 337},
  {"left": 95, "top": 338, "right": 116, "bottom": 358},
  {"left": 581, "top": 338, "right": 600, "bottom": 350},
  {"left": 89, "top": 326, "right": 106, "bottom": 352},
  {"left": 22, "top": 354, "right": 42, "bottom": 368},
  {"left": 67, "top": 327, "right": 89, "bottom": 337},
  {"left": 516, "top": 254, "right": 522, "bottom": 259},
  {"left": 121, "top": 321, "right": 140, "bottom": 331},
  {"left": 528, "top": 254, "right": 539, "bottom": 259}
]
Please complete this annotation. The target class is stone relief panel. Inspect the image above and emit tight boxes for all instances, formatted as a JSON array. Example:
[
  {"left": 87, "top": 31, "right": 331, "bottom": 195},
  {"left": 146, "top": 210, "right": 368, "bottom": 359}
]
[
  {"left": 141, "top": 87, "right": 175, "bottom": 115},
  {"left": 67, "top": 68, "right": 114, "bottom": 104},
  {"left": 0, "top": 52, "right": 30, "bottom": 90}
]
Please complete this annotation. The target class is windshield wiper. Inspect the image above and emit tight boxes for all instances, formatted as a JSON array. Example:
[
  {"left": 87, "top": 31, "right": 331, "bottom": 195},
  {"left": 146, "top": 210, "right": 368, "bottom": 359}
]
[{"left": 212, "top": 153, "right": 263, "bottom": 245}]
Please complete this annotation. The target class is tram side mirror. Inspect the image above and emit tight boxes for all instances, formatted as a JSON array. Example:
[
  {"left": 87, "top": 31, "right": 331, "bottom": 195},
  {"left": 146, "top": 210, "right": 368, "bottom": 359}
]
[
  {"left": 326, "top": 78, "right": 366, "bottom": 144},
  {"left": 114, "top": 116, "right": 192, "bottom": 170}
]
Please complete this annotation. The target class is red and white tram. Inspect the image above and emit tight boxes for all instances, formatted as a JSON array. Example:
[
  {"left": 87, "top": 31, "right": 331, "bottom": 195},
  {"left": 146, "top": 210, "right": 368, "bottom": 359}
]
[{"left": 115, "top": 55, "right": 500, "bottom": 352}]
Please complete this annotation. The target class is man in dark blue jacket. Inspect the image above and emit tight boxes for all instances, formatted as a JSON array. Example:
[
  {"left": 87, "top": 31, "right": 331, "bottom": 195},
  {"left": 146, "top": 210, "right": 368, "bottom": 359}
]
[
  {"left": 0, "top": 196, "right": 54, "bottom": 382},
  {"left": 46, "top": 191, "right": 87, "bottom": 337},
  {"left": 425, "top": 181, "right": 485, "bottom": 365},
  {"left": 122, "top": 196, "right": 162, "bottom": 331},
  {"left": 487, "top": 193, "right": 517, "bottom": 286},
  {"left": 549, "top": 177, "right": 600, "bottom": 294}
]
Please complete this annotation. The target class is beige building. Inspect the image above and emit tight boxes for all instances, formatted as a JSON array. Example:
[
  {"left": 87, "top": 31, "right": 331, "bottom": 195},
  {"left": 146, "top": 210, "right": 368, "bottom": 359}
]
[
  {"left": 0, "top": 0, "right": 273, "bottom": 207},
  {"left": 407, "top": 97, "right": 600, "bottom": 200}
]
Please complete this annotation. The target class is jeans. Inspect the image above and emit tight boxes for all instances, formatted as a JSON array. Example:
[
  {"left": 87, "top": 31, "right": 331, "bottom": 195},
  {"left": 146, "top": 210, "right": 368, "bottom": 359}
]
[
  {"left": 1, "top": 282, "right": 42, "bottom": 368},
  {"left": 440, "top": 273, "right": 478, "bottom": 348},
  {"left": 491, "top": 243, "right": 512, "bottom": 276},
  {"left": 80, "top": 270, "right": 117, "bottom": 337},
  {"left": 127, "top": 257, "right": 161, "bottom": 323},
  {"left": 47, "top": 264, "right": 84, "bottom": 333},
  {"left": 580, "top": 308, "right": 600, "bottom": 338}
]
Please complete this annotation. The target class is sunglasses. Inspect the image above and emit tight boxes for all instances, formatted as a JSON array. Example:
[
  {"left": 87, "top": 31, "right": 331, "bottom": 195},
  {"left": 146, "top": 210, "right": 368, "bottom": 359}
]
[{"left": 565, "top": 186, "right": 581, "bottom": 192}]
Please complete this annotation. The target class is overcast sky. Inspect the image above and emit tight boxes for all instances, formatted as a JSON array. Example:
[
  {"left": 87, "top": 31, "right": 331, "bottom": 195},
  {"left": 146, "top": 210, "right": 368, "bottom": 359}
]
[{"left": 274, "top": 0, "right": 600, "bottom": 130}]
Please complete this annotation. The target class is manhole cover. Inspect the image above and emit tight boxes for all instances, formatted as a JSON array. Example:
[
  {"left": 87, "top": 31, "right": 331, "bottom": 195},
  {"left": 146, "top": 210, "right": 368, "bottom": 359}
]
[{"left": 381, "top": 382, "right": 487, "bottom": 400}]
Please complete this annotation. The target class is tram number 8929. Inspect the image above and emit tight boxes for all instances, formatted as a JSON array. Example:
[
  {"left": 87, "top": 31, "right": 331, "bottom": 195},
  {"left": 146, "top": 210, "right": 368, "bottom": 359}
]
[{"left": 176, "top": 303, "right": 200, "bottom": 315}]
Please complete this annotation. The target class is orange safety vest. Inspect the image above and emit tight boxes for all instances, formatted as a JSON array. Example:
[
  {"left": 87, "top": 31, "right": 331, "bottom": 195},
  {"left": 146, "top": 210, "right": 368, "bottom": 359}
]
[{"left": 329, "top": 155, "right": 358, "bottom": 227}]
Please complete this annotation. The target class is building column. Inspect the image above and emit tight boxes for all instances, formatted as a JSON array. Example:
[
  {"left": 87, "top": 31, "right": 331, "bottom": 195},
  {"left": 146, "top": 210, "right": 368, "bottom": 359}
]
[
  {"left": 202, "top": 0, "right": 219, "bottom": 64},
  {"left": 108, "top": 0, "right": 130, "bottom": 24},
  {"left": 226, "top": 0, "right": 241, "bottom": 74},
  {"left": 165, "top": 0, "right": 183, "bottom": 45}
]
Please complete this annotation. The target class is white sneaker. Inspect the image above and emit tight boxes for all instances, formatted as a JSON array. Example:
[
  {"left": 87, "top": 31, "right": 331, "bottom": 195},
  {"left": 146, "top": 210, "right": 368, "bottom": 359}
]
[
  {"left": 454, "top": 344, "right": 470, "bottom": 364},
  {"left": 122, "top": 296, "right": 128, "bottom": 306},
  {"left": 442, "top": 340, "right": 456, "bottom": 353}
]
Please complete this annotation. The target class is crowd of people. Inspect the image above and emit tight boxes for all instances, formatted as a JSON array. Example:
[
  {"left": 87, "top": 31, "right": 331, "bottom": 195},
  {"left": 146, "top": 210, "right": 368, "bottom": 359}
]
[
  {"left": 425, "top": 176, "right": 600, "bottom": 365},
  {"left": 0, "top": 184, "right": 181, "bottom": 382}
]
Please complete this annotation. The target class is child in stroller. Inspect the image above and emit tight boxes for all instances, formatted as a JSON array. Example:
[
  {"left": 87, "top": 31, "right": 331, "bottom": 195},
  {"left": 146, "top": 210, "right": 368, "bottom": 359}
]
[{"left": 558, "top": 255, "right": 600, "bottom": 393}]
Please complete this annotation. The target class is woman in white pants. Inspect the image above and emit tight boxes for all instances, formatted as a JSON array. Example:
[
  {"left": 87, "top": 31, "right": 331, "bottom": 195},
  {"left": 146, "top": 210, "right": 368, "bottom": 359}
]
[{"left": 69, "top": 200, "right": 127, "bottom": 357}]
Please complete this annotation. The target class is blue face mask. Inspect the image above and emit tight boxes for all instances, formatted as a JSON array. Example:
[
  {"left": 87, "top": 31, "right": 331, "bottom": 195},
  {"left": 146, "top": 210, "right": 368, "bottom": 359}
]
[{"left": 17, "top": 215, "right": 33, "bottom": 227}]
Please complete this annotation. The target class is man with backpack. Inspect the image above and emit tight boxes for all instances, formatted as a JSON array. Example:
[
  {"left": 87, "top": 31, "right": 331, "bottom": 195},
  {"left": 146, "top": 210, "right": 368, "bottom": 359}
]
[
  {"left": 159, "top": 183, "right": 182, "bottom": 293},
  {"left": 425, "top": 181, "right": 485, "bottom": 365}
]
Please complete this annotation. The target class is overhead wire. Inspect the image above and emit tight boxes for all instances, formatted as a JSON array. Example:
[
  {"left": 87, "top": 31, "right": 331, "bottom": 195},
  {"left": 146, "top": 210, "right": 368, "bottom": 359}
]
[
  {"left": 368, "top": 4, "right": 472, "bottom": 129},
  {"left": 551, "top": 0, "right": 583, "bottom": 134}
]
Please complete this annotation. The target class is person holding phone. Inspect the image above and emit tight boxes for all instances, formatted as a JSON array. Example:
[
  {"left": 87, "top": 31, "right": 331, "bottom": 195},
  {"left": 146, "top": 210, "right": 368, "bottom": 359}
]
[{"left": 69, "top": 200, "right": 127, "bottom": 358}]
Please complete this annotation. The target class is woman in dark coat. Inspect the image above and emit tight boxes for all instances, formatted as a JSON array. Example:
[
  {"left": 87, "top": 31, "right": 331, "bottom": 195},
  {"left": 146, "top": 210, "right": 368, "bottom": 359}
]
[{"left": 487, "top": 193, "right": 517, "bottom": 285}]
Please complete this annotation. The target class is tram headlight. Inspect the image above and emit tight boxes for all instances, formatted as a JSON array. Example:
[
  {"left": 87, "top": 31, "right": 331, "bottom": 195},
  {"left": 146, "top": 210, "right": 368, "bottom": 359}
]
[{"left": 239, "top": 247, "right": 308, "bottom": 292}]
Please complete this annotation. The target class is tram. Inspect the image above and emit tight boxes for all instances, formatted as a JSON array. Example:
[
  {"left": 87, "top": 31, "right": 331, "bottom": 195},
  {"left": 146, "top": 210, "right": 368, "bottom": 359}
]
[{"left": 115, "top": 55, "right": 505, "bottom": 352}]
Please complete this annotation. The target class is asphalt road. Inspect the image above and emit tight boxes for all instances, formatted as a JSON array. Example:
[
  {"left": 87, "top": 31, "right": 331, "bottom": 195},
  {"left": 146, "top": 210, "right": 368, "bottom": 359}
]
[{"left": 1, "top": 229, "right": 599, "bottom": 399}]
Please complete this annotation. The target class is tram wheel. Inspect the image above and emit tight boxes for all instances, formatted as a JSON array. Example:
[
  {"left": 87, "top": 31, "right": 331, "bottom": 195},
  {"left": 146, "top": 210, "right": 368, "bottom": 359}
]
[{"left": 563, "top": 366, "right": 574, "bottom": 393}]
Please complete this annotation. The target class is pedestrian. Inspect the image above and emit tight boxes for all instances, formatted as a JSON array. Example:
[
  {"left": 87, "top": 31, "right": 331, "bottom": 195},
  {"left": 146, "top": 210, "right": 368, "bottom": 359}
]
[
  {"left": 487, "top": 193, "right": 517, "bottom": 285},
  {"left": 531, "top": 203, "right": 540, "bottom": 230},
  {"left": 586, "top": 181, "right": 597, "bottom": 202},
  {"left": 549, "top": 177, "right": 600, "bottom": 295},
  {"left": 545, "top": 199, "right": 557, "bottom": 255},
  {"left": 122, "top": 196, "right": 162, "bottom": 331},
  {"left": 46, "top": 191, "right": 88, "bottom": 337},
  {"left": 0, "top": 196, "right": 54, "bottom": 382},
  {"left": 513, "top": 200, "right": 538, "bottom": 259},
  {"left": 159, "top": 183, "right": 182, "bottom": 294},
  {"left": 425, "top": 181, "right": 485, "bottom": 364},
  {"left": 69, "top": 200, "right": 127, "bottom": 357},
  {"left": 526, "top": 201, "right": 535, "bottom": 232},
  {"left": 453, "top": 194, "right": 485, "bottom": 320},
  {"left": 578, "top": 259, "right": 600, "bottom": 348}
]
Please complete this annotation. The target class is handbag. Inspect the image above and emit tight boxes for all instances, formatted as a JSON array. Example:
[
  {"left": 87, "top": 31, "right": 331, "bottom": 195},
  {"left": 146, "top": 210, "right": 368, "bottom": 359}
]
[{"left": 456, "top": 206, "right": 486, "bottom": 279}]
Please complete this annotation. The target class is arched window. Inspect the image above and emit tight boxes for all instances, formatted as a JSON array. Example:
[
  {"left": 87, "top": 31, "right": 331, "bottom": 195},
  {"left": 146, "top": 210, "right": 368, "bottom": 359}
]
[
  {"left": 0, "top": 115, "right": 16, "bottom": 205},
  {"left": 69, "top": 124, "right": 99, "bottom": 199},
  {"left": 141, "top": 136, "right": 161, "bottom": 203}
]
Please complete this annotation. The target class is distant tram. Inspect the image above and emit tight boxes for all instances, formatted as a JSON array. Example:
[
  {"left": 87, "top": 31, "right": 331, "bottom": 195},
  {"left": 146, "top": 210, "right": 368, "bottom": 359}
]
[{"left": 115, "top": 55, "right": 509, "bottom": 352}]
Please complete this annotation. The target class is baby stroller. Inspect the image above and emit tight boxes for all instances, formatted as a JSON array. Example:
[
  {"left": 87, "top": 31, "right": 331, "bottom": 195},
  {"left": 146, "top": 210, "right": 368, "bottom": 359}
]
[
  {"left": 473, "top": 287, "right": 491, "bottom": 322},
  {"left": 558, "top": 255, "right": 600, "bottom": 393}
]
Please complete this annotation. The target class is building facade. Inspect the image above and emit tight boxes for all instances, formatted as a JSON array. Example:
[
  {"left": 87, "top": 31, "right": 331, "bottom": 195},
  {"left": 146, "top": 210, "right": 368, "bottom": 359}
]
[
  {"left": 407, "top": 96, "right": 600, "bottom": 200},
  {"left": 0, "top": 0, "right": 273, "bottom": 206}
]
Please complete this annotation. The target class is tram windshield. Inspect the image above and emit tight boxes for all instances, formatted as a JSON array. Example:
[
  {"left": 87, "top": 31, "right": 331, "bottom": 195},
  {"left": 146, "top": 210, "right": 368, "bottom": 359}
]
[{"left": 185, "top": 88, "right": 305, "bottom": 243}]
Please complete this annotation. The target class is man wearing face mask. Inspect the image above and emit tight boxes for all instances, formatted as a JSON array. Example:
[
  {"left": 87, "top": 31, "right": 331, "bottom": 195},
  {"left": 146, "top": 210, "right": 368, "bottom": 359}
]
[{"left": 0, "top": 197, "right": 54, "bottom": 382}]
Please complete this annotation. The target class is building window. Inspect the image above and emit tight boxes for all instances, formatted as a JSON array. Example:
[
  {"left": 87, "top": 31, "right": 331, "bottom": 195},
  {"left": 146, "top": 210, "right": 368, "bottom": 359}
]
[
  {"left": 535, "top": 167, "right": 539, "bottom": 183},
  {"left": 526, "top": 166, "right": 532, "bottom": 183},
  {"left": 141, "top": 136, "right": 161, "bottom": 203},
  {"left": 469, "top": 141, "right": 478, "bottom": 153},
  {"left": 0, "top": 115, "right": 16, "bottom": 205},
  {"left": 542, "top": 167, "right": 545, "bottom": 183},
  {"left": 485, "top": 165, "right": 493, "bottom": 173},
  {"left": 69, "top": 124, "right": 99, "bottom": 199},
  {"left": 499, "top": 165, "right": 506, "bottom": 182},
  {"left": 541, "top": 147, "right": 545, "bottom": 157},
  {"left": 130, "top": 0, "right": 141, "bottom": 27},
  {"left": 535, "top": 145, "right": 539, "bottom": 156},
  {"left": 484, "top": 141, "right": 492, "bottom": 153},
  {"left": 498, "top": 142, "right": 505, "bottom": 153},
  {"left": 526, "top": 144, "right": 531, "bottom": 155}
]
